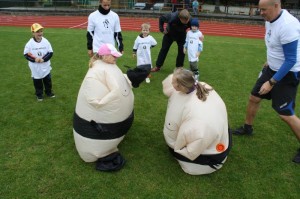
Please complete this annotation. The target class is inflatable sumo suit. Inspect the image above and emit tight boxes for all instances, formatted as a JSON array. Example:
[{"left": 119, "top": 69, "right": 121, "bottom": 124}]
[
  {"left": 162, "top": 74, "right": 232, "bottom": 175},
  {"left": 73, "top": 57, "right": 135, "bottom": 170}
]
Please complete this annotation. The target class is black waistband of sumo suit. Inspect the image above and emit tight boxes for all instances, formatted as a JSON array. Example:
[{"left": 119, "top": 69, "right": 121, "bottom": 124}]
[
  {"left": 73, "top": 111, "right": 134, "bottom": 140},
  {"left": 169, "top": 128, "right": 232, "bottom": 170}
]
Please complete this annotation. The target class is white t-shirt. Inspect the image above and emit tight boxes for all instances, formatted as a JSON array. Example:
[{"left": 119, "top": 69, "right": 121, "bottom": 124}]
[
  {"left": 87, "top": 10, "right": 122, "bottom": 53},
  {"left": 185, "top": 30, "right": 203, "bottom": 62},
  {"left": 24, "top": 37, "right": 53, "bottom": 79},
  {"left": 265, "top": 9, "right": 300, "bottom": 72},
  {"left": 133, "top": 35, "right": 157, "bottom": 67}
]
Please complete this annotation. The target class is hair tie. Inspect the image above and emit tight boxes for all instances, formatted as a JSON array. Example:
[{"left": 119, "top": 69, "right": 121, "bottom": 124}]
[{"left": 194, "top": 80, "right": 198, "bottom": 86}]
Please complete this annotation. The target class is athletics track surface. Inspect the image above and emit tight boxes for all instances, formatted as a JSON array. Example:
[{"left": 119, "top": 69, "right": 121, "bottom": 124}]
[{"left": 0, "top": 15, "right": 265, "bottom": 39}]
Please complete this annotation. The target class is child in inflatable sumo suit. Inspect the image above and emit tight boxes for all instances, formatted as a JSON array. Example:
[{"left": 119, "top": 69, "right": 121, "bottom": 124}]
[
  {"left": 73, "top": 43, "right": 150, "bottom": 172},
  {"left": 162, "top": 68, "right": 232, "bottom": 175}
]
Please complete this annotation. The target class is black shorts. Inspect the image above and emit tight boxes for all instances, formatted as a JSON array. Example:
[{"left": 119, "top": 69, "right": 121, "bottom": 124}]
[{"left": 251, "top": 66, "right": 300, "bottom": 116}]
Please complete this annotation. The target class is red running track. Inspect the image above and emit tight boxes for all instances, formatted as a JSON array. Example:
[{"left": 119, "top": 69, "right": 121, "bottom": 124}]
[{"left": 0, "top": 15, "right": 265, "bottom": 39}]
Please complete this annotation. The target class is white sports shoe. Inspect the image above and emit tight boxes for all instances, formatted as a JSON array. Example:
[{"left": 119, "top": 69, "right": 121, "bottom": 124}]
[{"left": 146, "top": 77, "right": 150, "bottom": 83}]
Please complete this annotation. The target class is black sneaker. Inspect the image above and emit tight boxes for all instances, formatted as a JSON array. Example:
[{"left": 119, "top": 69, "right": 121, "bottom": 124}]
[
  {"left": 292, "top": 148, "right": 300, "bottom": 163},
  {"left": 37, "top": 95, "right": 43, "bottom": 102},
  {"left": 96, "top": 152, "right": 126, "bottom": 172},
  {"left": 47, "top": 93, "right": 55, "bottom": 98},
  {"left": 233, "top": 125, "right": 253, "bottom": 135}
]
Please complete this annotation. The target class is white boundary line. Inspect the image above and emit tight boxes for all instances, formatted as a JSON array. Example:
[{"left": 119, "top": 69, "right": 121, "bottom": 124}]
[{"left": 69, "top": 21, "right": 88, "bottom": 29}]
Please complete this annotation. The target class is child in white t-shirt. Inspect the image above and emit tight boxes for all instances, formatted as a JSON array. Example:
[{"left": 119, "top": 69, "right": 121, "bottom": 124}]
[
  {"left": 183, "top": 18, "right": 204, "bottom": 80},
  {"left": 133, "top": 23, "right": 157, "bottom": 83},
  {"left": 24, "top": 23, "right": 55, "bottom": 101}
]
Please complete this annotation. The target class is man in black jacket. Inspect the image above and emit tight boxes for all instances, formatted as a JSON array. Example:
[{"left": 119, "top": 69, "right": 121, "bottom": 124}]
[{"left": 152, "top": 9, "right": 191, "bottom": 72}]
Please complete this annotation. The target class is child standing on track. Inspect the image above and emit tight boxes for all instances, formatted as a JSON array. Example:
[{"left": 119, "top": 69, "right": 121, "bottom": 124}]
[
  {"left": 24, "top": 23, "right": 55, "bottom": 101},
  {"left": 132, "top": 22, "right": 157, "bottom": 83},
  {"left": 183, "top": 18, "right": 204, "bottom": 80}
]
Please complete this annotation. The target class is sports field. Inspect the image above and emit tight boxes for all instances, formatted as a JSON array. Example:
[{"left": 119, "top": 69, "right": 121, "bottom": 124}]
[{"left": 0, "top": 20, "right": 299, "bottom": 198}]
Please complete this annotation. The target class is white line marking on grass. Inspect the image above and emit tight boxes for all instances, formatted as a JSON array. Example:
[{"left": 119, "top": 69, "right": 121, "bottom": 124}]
[
  {"left": 0, "top": 30, "right": 85, "bottom": 35},
  {"left": 205, "top": 40, "right": 264, "bottom": 47},
  {"left": 69, "top": 21, "right": 88, "bottom": 29}
]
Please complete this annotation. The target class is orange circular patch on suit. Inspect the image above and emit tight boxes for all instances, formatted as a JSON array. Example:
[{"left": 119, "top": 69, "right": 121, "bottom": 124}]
[{"left": 216, "top": 143, "right": 225, "bottom": 152}]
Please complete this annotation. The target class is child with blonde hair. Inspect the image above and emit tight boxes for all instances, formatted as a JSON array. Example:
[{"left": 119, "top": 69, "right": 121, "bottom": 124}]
[
  {"left": 24, "top": 23, "right": 55, "bottom": 101},
  {"left": 162, "top": 68, "right": 231, "bottom": 175},
  {"left": 74, "top": 43, "right": 133, "bottom": 172},
  {"left": 133, "top": 22, "right": 157, "bottom": 83}
]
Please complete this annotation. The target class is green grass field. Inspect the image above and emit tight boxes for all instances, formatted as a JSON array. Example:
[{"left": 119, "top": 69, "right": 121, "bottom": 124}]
[{"left": 0, "top": 26, "right": 299, "bottom": 198}]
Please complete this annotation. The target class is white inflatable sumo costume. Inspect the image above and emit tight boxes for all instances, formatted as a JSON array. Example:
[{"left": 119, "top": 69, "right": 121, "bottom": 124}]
[
  {"left": 162, "top": 74, "right": 231, "bottom": 175},
  {"left": 73, "top": 50, "right": 134, "bottom": 163}
]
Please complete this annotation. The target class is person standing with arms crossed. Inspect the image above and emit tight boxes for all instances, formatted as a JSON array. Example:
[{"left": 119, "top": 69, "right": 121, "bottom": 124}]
[
  {"left": 151, "top": 9, "right": 191, "bottom": 72},
  {"left": 233, "top": 0, "right": 300, "bottom": 163},
  {"left": 87, "top": 0, "right": 124, "bottom": 57}
]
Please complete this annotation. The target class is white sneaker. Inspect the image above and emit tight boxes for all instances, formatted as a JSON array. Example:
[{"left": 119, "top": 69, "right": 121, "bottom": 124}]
[
  {"left": 146, "top": 77, "right": 150, "bottom": 83},
  {"left": 37, "top": 96, "right": 43, "bottom": 101}
]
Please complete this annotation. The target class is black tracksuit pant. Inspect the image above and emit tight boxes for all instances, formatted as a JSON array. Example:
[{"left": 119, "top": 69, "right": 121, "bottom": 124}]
[
  {"left": 33, "top": 73, "right": 53, "bottom": 97},
  {"left": 156, "top": 33, "right": 186, "bottom": 68}
]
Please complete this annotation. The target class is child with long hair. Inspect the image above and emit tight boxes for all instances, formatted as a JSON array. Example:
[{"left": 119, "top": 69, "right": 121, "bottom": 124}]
[{"left": 162, "top": 68, "right": 231, "bottom": 175}]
